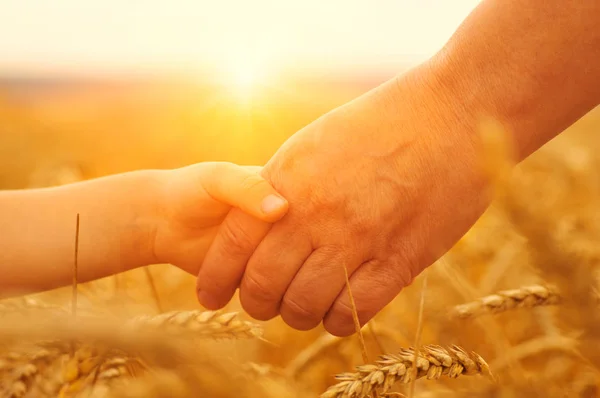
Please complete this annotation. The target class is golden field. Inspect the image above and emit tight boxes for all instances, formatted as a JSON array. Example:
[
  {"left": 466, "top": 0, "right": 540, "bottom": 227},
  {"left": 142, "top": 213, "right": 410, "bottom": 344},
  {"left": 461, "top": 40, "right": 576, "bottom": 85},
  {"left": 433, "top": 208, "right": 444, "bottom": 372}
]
[{"left": 1, "top": 75, "right": 600, "bottom": 397}]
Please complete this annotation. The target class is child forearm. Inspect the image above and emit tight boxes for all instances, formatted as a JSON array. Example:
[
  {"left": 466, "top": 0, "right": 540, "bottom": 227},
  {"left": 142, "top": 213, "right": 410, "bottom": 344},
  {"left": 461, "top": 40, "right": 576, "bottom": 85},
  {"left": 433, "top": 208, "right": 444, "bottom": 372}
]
[{"left": 0, "top": 170, "right": 161, "bottom": 295}]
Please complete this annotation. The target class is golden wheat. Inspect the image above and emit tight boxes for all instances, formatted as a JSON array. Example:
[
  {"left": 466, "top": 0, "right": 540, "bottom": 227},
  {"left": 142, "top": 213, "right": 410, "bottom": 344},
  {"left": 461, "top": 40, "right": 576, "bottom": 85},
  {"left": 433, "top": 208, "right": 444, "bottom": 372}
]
[
  {"left": 0, "top": 344, "right": 64, "bottom": 397},
  {"left": 450, "top": 284, "right": 561, "bottom": 319},
  {"left": 320, "top": 345, "right": 491, "bottom": 398},
  {"left": 127, "top": 310, "right": 263, "bottom": 340}
]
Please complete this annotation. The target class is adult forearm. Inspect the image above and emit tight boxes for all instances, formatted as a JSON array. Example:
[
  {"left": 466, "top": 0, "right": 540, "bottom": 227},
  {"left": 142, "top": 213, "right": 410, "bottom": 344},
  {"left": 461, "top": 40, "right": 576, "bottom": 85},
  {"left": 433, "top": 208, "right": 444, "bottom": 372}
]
[
  {"left": 0, "top": 171, "right": 161, "bottom": 295},
  {"left": 430, "top": 0, "right": 600, "bottom": 160}
]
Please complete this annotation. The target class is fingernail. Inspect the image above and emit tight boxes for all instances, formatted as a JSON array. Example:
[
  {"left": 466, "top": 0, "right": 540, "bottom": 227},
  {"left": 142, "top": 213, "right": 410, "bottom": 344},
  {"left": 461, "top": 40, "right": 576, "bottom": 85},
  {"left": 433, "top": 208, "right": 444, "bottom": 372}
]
[
  {"left": 261, "top": 194, "right": 287, "bottom": 215},
  {"left": 197, "top": 290, "right": 220, "bottom": 310}
]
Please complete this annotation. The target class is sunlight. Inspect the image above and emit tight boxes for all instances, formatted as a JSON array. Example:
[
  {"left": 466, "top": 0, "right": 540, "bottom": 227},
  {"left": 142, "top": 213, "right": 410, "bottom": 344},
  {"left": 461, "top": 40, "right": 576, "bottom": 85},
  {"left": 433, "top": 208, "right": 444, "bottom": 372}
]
[
  {"left": 219, "top": 51, "right": 271, "bottom": 103},
  {"left": 231, "top": 64, "right": 261, "bottom": 98}
]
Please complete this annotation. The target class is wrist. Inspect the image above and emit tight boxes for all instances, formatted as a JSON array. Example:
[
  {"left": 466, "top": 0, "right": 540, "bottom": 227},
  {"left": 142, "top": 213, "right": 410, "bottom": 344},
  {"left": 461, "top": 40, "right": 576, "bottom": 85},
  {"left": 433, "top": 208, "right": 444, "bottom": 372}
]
[
  {"left": 381, "top": 54, "right": 494, "bottom": 204},
  {"left": 122, "top": 169, "right": 166, "bottom": 268},
  {"left": 425, "top": 41, "right": 534, "bottom": 161},
  {"left": 388, "top": 54, "right": 484, "bottom": 168},
  {"left": 426, "top": 20, "right": 600, "bottom": 162}
]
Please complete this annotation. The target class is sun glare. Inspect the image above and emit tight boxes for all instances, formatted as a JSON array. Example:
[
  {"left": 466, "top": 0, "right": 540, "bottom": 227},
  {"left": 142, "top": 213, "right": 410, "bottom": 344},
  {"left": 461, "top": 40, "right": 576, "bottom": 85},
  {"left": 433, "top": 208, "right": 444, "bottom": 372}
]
[
  {"left": 219, "top": 51, "right": 271, "bottom": 103},
  {"left": 231, "top": 65, "right": 260, "bottom": 96}
]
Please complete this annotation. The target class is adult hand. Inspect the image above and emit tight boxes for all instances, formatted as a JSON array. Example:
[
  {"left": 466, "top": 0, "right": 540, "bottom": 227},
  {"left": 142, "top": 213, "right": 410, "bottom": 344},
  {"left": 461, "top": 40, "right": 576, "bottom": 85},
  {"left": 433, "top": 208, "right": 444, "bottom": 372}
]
[
  {"left": 196, "top": 59, "right": 490, "bottom": 336},
  {"left": 196, "top": 0, "right": 600, "bottom": 336}
]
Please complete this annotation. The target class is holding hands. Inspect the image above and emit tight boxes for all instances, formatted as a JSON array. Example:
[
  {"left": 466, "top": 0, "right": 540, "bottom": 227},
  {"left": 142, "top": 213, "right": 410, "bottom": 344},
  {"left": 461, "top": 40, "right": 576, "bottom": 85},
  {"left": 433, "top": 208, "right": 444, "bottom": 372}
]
[
  {"left": 197, "top": 0, "right": 600, "bottom": 335},
  {"left": 196, "top": 67, "right": 489, "bottom": 336},
  {"left": 2, "top": 0, "right": 598, "bottom": 337}
]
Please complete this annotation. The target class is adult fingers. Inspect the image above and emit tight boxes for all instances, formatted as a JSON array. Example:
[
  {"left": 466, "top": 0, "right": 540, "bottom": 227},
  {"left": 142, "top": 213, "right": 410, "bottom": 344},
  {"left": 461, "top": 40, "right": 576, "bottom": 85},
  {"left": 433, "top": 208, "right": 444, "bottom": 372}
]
[
  {"left": 279, "top": 247, "right": 363, "bottom": 331},
  {"left": 239, "top": 222, "right": 312, "bottom": 321},
  {"left": 323, "top": 255, "right": 414, "bottom": 337},
  {"left": 196, "top": 208, "right": 270, "bottom": 310},
  {"left": 200, "top": 162, "right": 288, "bottom": 223}
]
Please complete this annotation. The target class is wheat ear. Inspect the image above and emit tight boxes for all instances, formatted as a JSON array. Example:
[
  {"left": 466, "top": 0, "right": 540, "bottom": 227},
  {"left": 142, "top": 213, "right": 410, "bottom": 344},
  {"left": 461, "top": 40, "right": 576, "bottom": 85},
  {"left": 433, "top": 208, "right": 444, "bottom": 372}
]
[
  {"left": 127, "top": 310, "right": 262, "bottom": 339},
  {"left": 450, "top": 284, "right": 561, "bottom": 319},
  {"left": 321, "top": 345, "right": 491, "bottom": 398},
  {"left": 0, "top": 346, "right": 64, "bottom": 398}
]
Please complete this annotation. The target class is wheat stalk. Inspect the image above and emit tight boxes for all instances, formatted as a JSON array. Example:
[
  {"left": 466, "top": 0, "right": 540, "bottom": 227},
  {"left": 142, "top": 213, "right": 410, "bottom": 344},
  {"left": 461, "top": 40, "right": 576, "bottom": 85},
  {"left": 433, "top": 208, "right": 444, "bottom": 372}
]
[
  {"left": 321, "top": 345, "right": 491, "bottom": 398},
  {"left": 450, "top": 284, "right": 561, "bottom": 319},
  {"left": 127, "top": 310, "right": 262, "bottom": 339}
]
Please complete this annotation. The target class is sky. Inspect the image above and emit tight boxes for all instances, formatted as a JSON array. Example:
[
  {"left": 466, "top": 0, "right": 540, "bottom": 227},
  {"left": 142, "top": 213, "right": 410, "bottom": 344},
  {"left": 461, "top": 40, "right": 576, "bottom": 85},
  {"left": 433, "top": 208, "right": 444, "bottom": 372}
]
[{"left": 0, "top": 0, "right": 482, "bottom": 77}]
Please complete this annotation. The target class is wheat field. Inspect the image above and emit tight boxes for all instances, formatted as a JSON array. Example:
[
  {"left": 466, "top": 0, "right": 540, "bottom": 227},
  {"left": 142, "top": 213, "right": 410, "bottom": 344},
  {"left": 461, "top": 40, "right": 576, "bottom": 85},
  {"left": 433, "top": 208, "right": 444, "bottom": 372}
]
[{"left": 1, "top": 79, "right": 600, "bottom": 397}]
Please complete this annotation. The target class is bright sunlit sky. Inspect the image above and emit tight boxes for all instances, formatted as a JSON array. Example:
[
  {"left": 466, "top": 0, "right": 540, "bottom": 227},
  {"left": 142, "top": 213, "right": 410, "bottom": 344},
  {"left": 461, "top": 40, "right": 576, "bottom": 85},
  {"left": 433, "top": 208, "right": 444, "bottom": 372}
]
[{"left": 0, "top": 0, "right": 481, "bottom": 77}]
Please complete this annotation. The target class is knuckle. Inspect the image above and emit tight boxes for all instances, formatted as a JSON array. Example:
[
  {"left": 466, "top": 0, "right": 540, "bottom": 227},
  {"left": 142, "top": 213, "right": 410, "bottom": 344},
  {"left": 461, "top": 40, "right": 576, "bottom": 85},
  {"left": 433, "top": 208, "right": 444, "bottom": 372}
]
[
  {"left": 241, "top": 272, "right": 281, "bottom": 307},
  {"left": 332, "top": 299, "right": 360, "bottom": 324},
  {"left": 363, "top": 257, "right": 412, "bottom": 292},
  {"left": 221, "top": 217, "right": 256, "bottom": 256},
  {"left": 386, "top": 252, "right": 417, "bottom": 290},
  {"left": 390, "top": 262, "right": 414, "bottom": 290},
  {"left": 240, "top": 174, "right": 267, "bottom": 193},
  {"left": 349, "top": 212, "right": 375, "bottom": 237},
  {"left": 281, "top": 295, "right": 322, "bottom": 330},
  {"left": 315, "top": 244, "right": 344, "bottom": 259},
  {"left": 198, "top": 162, "right": 221, "bottom": 190}
]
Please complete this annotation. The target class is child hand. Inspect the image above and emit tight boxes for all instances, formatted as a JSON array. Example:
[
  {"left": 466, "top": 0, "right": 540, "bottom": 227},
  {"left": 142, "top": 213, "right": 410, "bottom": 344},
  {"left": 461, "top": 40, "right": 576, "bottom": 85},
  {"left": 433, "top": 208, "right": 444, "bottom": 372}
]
[{"left": 151, "top": 162, "right": 288, "bottom": 274}]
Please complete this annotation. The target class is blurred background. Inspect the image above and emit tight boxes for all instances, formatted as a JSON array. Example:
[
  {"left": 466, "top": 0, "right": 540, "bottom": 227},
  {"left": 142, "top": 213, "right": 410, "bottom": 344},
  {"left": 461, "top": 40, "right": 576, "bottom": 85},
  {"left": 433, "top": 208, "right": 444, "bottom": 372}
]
[
  {"left": 0, "top": 0, "right": 484, "bottom": 188},
  {"left": 3, "top": 4, "right": 600, "bottom": 396}
]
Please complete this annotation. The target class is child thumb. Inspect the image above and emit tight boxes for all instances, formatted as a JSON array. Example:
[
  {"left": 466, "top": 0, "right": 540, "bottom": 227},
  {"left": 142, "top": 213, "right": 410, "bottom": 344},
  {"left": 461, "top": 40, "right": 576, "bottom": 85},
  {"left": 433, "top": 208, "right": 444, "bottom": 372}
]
[{"left": 202, "top": 162, "right": 289, "bottom": 223}]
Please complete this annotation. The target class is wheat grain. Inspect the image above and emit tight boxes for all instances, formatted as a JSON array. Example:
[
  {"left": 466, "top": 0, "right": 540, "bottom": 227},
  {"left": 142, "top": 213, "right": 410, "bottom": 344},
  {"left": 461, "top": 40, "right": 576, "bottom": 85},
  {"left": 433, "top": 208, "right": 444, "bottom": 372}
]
[
  {"left": 96, "top": 356, "right": 145, "bottom": 381},
  {"left": 321, "top": 345, "right": 491, "bottom": 398},
  {"left": 128, "top": 310, "right": 262, "bottom": 339},
  {"left": 450, "top": 284, "right": 561, "bottom": 319},
  {"left": 0, "top": 345, "right": 64, "bottom": 398}
]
